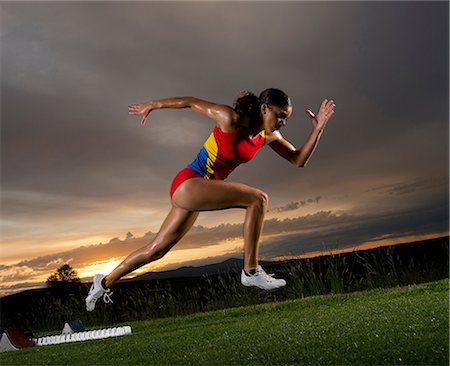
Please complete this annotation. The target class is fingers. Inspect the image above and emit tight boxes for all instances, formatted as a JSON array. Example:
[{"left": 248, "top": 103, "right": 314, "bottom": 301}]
[
  {"left": 305, "top": 109, "right": 315, "bottom": 118},
  {"left": 327, "top": 100, "right": 336, "bottom": 112},
  {"left": 141, "top": 110, "right": 151, "bottom": 125},
  {"left": 128, "top": 103, "right": 152, "bottom": 126},
  {"left": 321, "top": 99, "right": 335, "bottom": 109},
  {"left": 320, "top": 99, "right": 336, "bottom": 119},
  {"left": 326, "top": 99, "right": 336, "bottom": 110},
  {"left": 128, "top": 104, "right": 143, "bottom": 115},
  {"left": 306, "top": 98, "right": 336, "bottom": 128}
]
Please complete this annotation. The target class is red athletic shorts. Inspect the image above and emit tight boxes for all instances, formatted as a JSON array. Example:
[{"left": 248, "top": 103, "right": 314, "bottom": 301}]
[{"left": 170, "top": 167, "right": 203, "bottom": 198}]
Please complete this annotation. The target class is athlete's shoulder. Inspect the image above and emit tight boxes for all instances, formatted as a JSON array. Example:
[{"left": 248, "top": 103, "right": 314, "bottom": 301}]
[
  {"left": 215, "top": 107, "right": 241, "bottom": 133},
  {"left": 264, "top": 130, "right": 283, "bottom": 145}
]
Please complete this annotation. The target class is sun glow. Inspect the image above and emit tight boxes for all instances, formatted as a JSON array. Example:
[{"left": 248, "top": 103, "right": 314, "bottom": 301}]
[
  {"left": 78, "top": 257, "right": 126, "bottom": 280},
  {"left": 141, "top": 238, "right": 243, "bottom": 272},
  {"left": 76, "top": 238, "right": 244, "bottom": 280}
]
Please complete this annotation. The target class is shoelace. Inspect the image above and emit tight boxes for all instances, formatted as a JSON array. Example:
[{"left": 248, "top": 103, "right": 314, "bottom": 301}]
[
  {"left": 255, "top": 267, "right": 276, "bottom": 282},
  {"left": 103, "top": 290, "right": 114, "bottom": 304},
  {"left": 262, "top": 273, "right": 276, "bottom": 282}
]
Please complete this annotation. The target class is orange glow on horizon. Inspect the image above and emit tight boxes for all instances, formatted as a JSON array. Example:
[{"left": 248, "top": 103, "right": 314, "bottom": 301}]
[
  {"left": 77, "top": 257, "right": 126, "bottom": 279},
  {"left": 271, "top": 232, "right": 449, "bottom": 261},
  {"left": 1, "top": 232, "right": 447, "bottom": 297},
  {"left": 76, "top": 238, "right": 244, "bottom": 281}
]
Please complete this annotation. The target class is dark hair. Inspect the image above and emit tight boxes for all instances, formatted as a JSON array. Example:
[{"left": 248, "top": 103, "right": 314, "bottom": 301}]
[
  {"left": 233, "top": 88, "right": 290, "bottom": 119},
  {"left": 259, "top": 88, "right": 291, "bottom": 109},
  {"left": 233, "top": 91, "right": 260, "bottom": 119}
]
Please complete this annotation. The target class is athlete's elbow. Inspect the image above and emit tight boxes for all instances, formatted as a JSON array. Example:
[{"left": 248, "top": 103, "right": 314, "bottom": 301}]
[
  {"left": 185, "top": 96, "right": 198, "bottom": 108},
  {"left": 291, "top": 153, "right": 303, "bottom": 168},
  {"left": 294, "top": 159, "right": 306, "bottom": 168}
]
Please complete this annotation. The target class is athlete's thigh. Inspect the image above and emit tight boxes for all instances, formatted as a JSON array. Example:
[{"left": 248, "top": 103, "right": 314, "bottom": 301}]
[{"left": 171, "top": 178, "right": 262, "bottom": 211}]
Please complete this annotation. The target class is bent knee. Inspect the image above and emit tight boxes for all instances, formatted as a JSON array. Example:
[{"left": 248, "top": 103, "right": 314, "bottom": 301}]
[
  {"left": 153, "top": 249, "right": 169, "bottom": 260},
  {"left": 249, "top": 190, "right": 269, "bottom": 211},
  {"left": 143, "top": 243, "right": 171, "bottom": 261},
  {"left": 144, "top": 247, "right": 169, "bottom": 261}
]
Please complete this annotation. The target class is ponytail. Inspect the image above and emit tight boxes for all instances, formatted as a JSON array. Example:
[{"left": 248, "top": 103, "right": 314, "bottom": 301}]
[{"left": 233, "top": 91, "right": 260, "bottom": 119}]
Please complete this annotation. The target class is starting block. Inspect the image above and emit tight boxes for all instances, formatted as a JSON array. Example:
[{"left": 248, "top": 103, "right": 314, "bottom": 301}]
[
  {"left": 0, "top": 328, "right": 34, "bottom": 352},
  {"left": 0, "top": 324, "right": 132, "bottom": 351},
  {"left": 33, "top": 326, "right": 132, "bottom": 346},
  {"left": 62, "top": 320, "right": 85, "bottom": 334}
]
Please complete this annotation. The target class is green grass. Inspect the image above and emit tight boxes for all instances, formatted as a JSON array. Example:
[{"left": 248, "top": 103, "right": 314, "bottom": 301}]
[{"left": 1, "top": 279, "right": 448, "bottom": 365}]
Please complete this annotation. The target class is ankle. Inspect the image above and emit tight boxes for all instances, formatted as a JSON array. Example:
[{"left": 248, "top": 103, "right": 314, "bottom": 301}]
[
  {"left": 101, "top": 277, "right": 109, "bottom": 290},
  {"left": 244, "top": 268, "right": 257, "bottom": 276}
]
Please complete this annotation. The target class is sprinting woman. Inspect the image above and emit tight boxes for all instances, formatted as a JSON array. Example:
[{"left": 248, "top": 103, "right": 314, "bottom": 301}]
[{"left": 86, "top": 88, "right": 335, "bottom": 311}]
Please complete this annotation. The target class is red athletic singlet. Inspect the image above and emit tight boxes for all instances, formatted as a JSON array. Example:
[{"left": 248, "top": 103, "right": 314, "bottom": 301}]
[{"left": 170, "top": 125, "right": 266, "bottom": 197}]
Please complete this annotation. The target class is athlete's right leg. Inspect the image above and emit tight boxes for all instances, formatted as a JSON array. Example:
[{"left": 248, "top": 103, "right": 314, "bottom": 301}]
[{"left": 171, "top": 178, "right": 269, "bottom": 272}]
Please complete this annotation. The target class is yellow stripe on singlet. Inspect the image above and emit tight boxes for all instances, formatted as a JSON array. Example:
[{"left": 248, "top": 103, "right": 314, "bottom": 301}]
[{"left": 204, "top": 133, "right": 218, "bottom": 179}]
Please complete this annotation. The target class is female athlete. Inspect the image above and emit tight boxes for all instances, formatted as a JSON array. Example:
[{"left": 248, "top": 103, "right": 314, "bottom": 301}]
[{"left": 86, "top": 88, "right": 335, "bottom": 311}]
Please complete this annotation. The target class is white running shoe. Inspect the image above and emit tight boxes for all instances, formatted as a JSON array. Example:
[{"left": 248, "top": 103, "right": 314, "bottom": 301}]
[
  {"left": 85, "top": 274, "right": 113, "bottom": 312},
  {"left": 241, "top": 265, "right": 286, "bottom": 290}
]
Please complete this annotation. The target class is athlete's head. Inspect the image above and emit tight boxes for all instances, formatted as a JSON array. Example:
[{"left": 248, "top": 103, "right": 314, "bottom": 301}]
[
  {"left": 233, "top": 88, "right": 292, "bottom": 132},
  {"left": 259, "top": 88, "right": 292, "bottom": 132}
]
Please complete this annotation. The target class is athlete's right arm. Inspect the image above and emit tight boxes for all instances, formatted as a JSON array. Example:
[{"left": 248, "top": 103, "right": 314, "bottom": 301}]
[{"left": 128, "top": 97, "right": 237, "bottom": 130}]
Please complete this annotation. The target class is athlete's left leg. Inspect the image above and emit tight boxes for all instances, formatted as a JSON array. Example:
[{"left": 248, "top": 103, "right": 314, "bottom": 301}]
[
  {"left": 104, "top": 206, "right": 199, "bottom": 288},
  {"left": 85, "top": 205, "right": 199, "bottom": 311}
]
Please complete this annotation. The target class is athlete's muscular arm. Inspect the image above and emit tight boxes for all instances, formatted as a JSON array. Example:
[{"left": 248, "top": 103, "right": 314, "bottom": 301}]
[
  {"left": 128, "top": 97, "right": 236, "bottom": 131},
  {"left": 268, "top": 99, "right": 335, "bottom": 167}
]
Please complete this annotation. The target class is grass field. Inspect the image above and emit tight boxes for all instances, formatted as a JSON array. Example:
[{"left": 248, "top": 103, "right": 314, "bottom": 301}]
[{"left": 1, "top": 279, "right": 448, "bottom": 365}]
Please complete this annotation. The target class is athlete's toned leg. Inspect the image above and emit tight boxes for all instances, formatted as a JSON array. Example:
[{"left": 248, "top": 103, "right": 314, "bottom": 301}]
[
  {"left": 105, "top": 176, "right": 268, "bottom": 287},
  {"left": 105, "top": 207, "right": 199, "bottom": 288},
  {"left": 172, "top": 177, "right": 268, "bottom": 272}
]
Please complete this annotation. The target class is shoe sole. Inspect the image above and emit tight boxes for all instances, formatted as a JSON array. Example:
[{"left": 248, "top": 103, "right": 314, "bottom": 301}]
[{"left": 241, "top": 280, "right": 286, "bottom": 291}]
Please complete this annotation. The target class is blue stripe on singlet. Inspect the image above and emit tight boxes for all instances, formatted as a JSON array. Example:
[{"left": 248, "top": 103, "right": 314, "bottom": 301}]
[{"left": 187, "top": 147, "right": 208, "bottom": 177}]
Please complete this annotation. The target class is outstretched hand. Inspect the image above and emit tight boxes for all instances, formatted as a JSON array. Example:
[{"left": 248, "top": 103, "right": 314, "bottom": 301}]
[
  {"left": 305, "top": 99, "right": 336, "bottom": 132},
  {"left": 128, "top": 103, "right": 154, "bottom": 125}
]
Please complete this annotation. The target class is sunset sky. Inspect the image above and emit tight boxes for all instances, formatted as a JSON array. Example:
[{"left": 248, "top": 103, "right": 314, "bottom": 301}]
[{"left": 1, "top": 1, "right": 448, "bottom": 296}]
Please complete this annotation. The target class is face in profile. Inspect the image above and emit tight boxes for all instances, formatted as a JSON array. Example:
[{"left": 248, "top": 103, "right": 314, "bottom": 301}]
[{"left": 262, "top": 104, "right": 293, "bottom": 132}]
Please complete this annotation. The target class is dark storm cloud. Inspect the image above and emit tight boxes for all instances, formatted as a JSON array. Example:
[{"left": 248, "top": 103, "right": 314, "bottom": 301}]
[
  {"left": 1, "top": 282, "right": 44, "bottom": 294},
  {"left": 365, "top": 177, "right": 448, "bottom": 197},
  {"left": 2, "top": 2, "right": 447, "bottom": 200},
  {"left": 2, "top": 3, "right": 216, "bottom": 198},
  {"left": 260, "top": 203, "right": 449, "bottom": 259},
  {"left": 270, "top": 196, "right": 321, "bottom": 213}
]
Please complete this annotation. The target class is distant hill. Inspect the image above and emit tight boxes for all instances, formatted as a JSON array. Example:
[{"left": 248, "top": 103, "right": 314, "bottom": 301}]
[
  {"left": 121, "top": 235, "right": 449, "bottom": 283},
  {"left": 121, "top": 258, "right": 276, "bottom": 282}
]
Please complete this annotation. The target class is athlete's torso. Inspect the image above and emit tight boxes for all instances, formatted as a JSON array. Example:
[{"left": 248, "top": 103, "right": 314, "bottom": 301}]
[{"left": 188, "top": 125, "right": 266, "bottom": 180}]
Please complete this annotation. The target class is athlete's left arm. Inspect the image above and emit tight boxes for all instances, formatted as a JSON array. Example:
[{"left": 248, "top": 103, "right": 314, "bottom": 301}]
[{"left": 268, "top": 99, "right": 335, "bottom": 168}]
